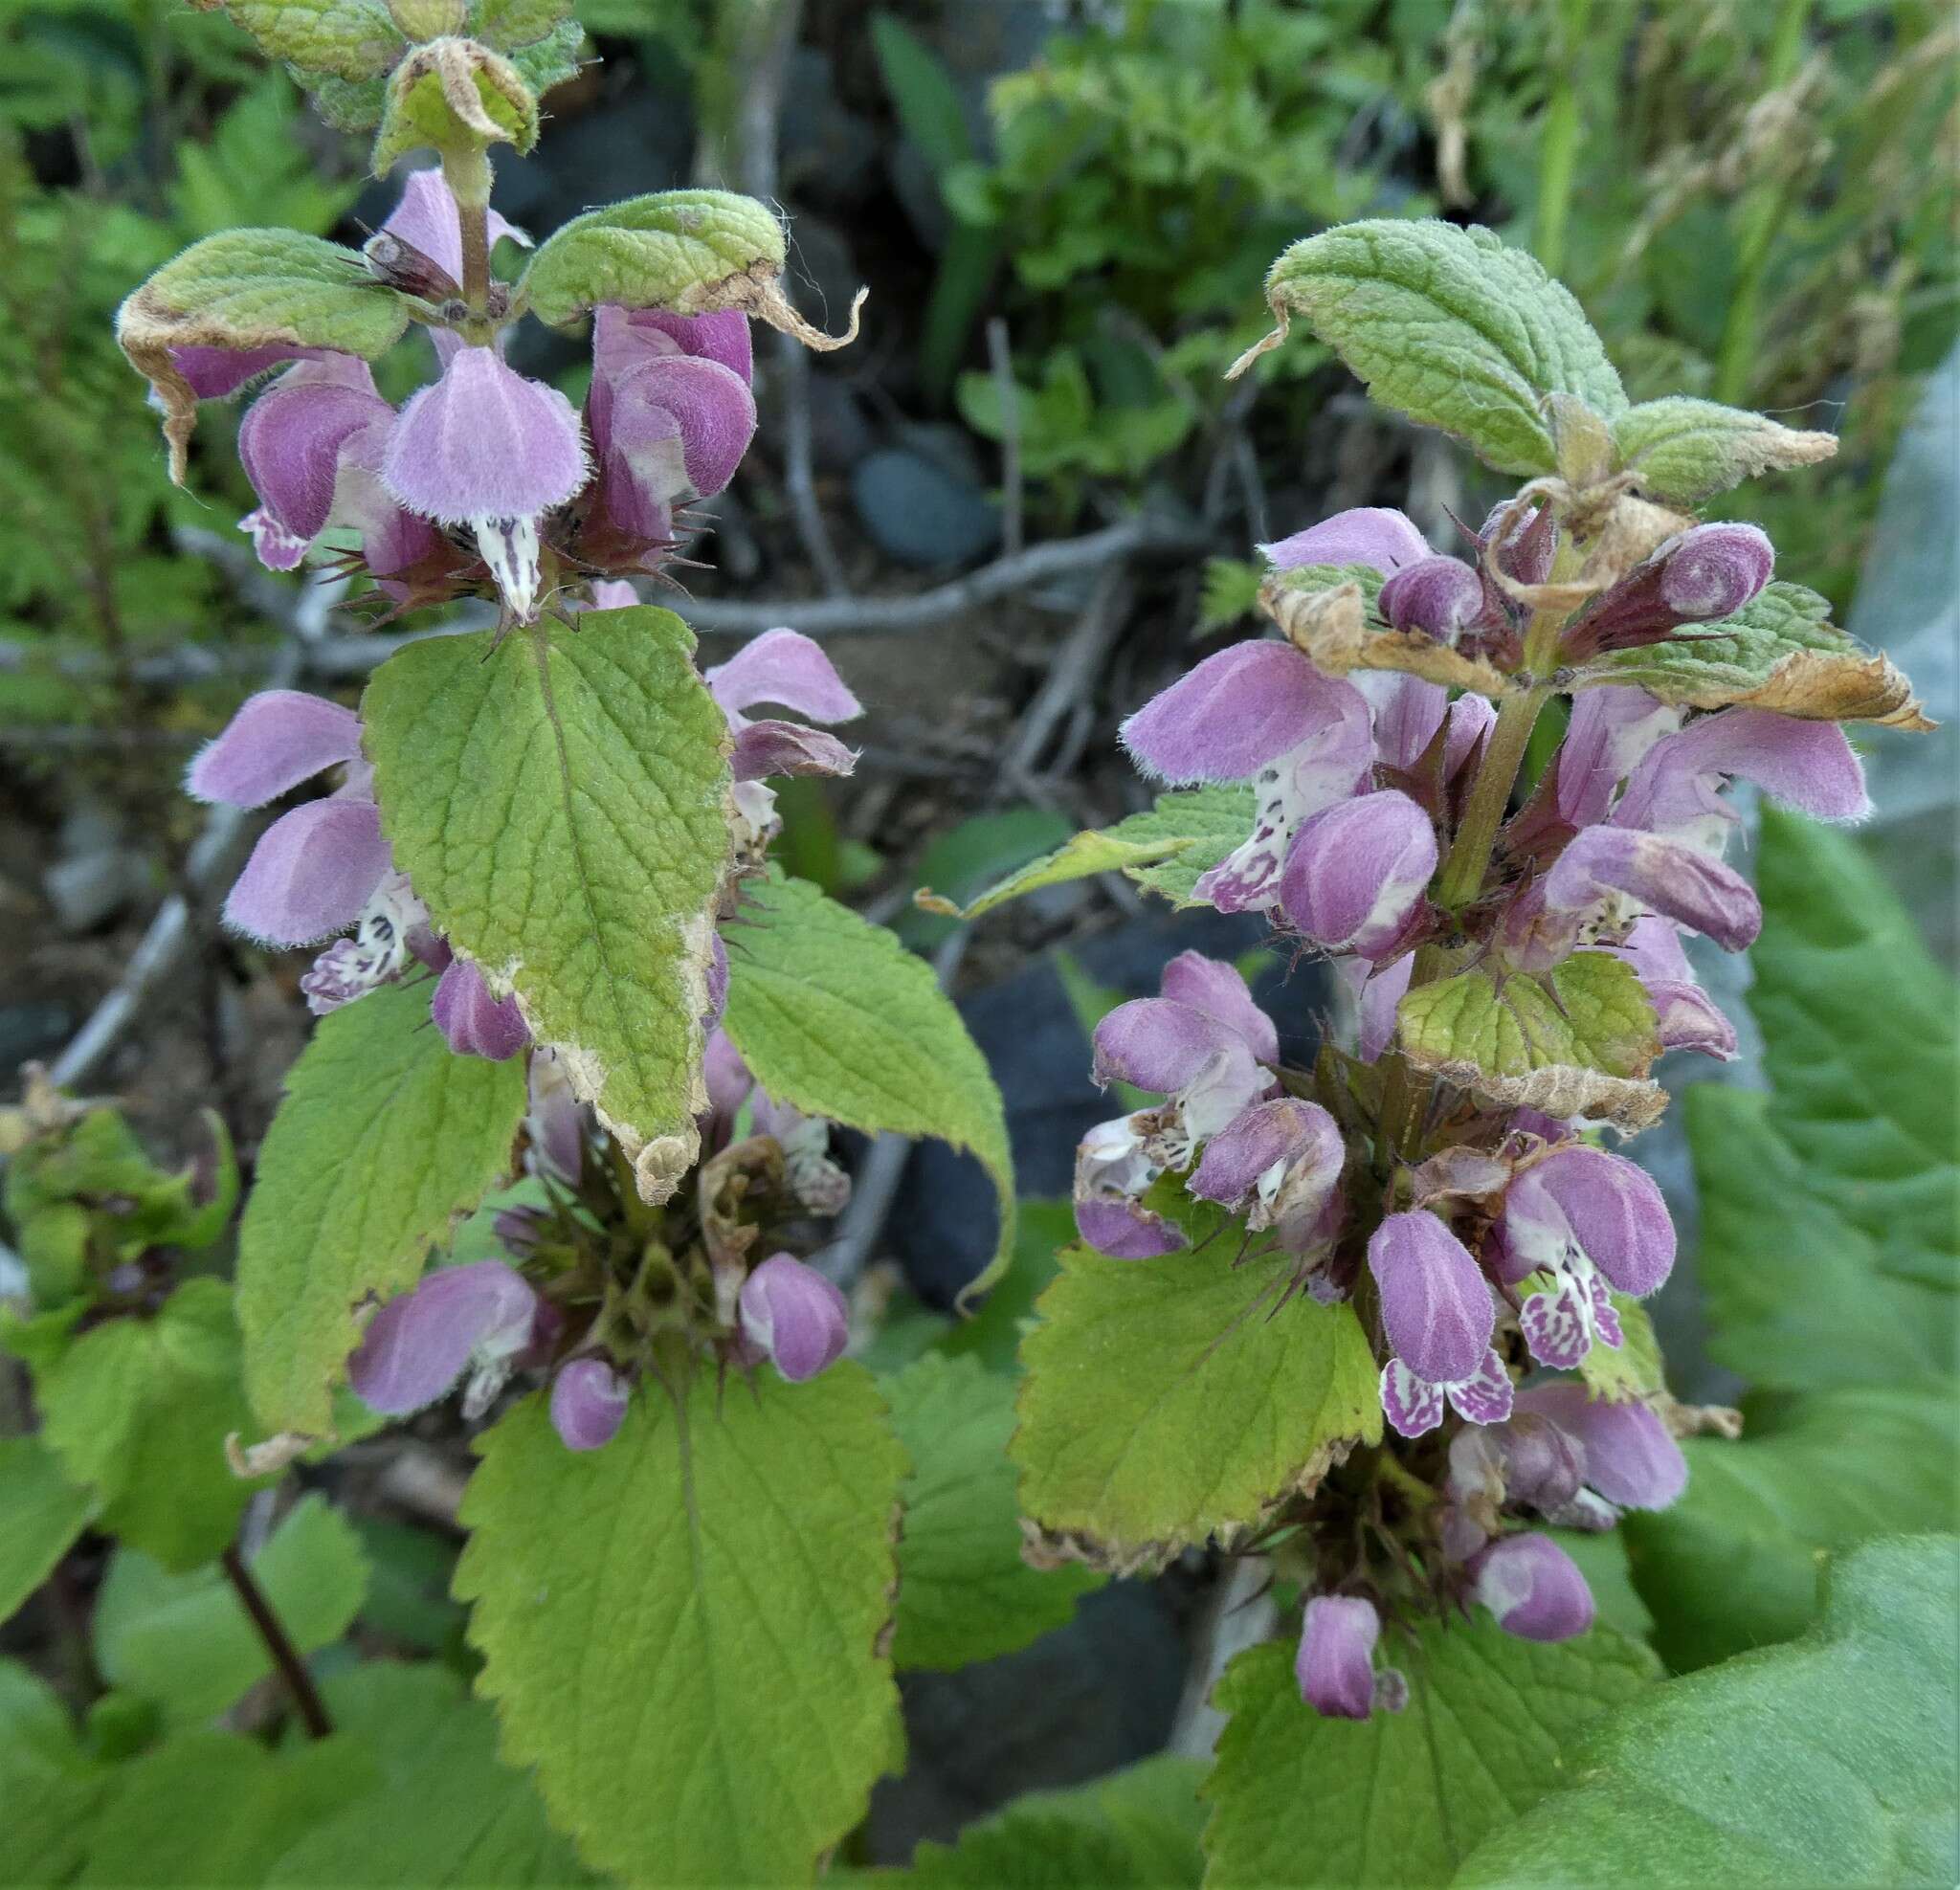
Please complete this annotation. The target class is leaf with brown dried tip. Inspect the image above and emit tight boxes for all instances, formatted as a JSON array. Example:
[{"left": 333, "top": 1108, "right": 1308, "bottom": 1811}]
[
  {"left": 116, "top": 229, "right": 410, "bottom": 483},
  {"left": 1613, "top": 395, "right": 1838, "bottom": 506},
  {"left": 1260, "top": 571, "right": 1517, "bottom": 697}
]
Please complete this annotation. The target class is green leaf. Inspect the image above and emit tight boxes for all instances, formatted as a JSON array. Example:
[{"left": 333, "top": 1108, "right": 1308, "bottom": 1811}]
[
  {"left": 885, "top": 1353, "right": 1100, "bottom": 1671},
  {"left": 236, "top": 976, "right": 528, "bottom": 1437},
  {"left": 501, "top": 16, "right": 583, "bottom": 98},
  {"left": 364, "top": 610, "right": 732, "bottom": 1205},
  {"left": 0, "top": 1436, "right": 95, "bottom": 1625},
  {"left": 1202, "top": 1623, "right": 1656, "bottom": 1886},
  {"left": 1551, "top": 1528, "right": 1656, "bottom": 1643},
  {"left": 456, "top": 1368, "right": 906, "bottom": 1887},
  {"left": 1621, "top": 1382, "right": 1959, "bottom": 1673},
  {"left": 222, "top": 0, "right": 404, "bottom": 80},
  {"left": 896, "top": 1755, "right": 1207, "bottom": 1886},
  {"left": 903, "top": 806, "right": 1074, "bottom": 938},
  {"left": 267, "top": 1661, "right": 597, "bottom": 1886},
  {"left": 1243, "top": 219, "right": 1626, "bottom": 475},
  {"left": 1013, "top": 1231, "right": 1380, "bottom": 1570},
  {"left": 1121, "top": 787, "right": 1257, "bottom": 908},
  {"left": 935, "top": 1197, "right": 1074, "bottom": 1377},
  {"left": 467, "top": 0, "right": 569, "bottom": 48},
  {"left": 307, "top": 71, "right": 389, "bottom": 130},
  {"left": 32, "top": 1279, "right": 265, "bottom": 1571},
  {"left": 1590, "top": 582, "right": 1927, "bottom": 726},
  {"left": 117, "top": 229, "right": 410, "bottom": 481},
  {"left": 723, "top": 871, "right": 1016, "bottom": 1301},
  {"left": 521, "top": 189, "right": 787, "bottom": 328},
  {"left": 1577, "top": 1296, "right": 1665, "bottom": 1402},
  {"left": 0, "top": 1660, "right": 103, "bottom": 1886},
  {"left": 1456, "top": 1536, "right": 1959, "bottom": 1887},
  {"left": 1395, "top": 950, "right": 1663, "bottom": 1132},
  {"left": 1612, "top": 394, "right": 1837, "bottom": 504},
  {"left": 95, "top": 1495, "right": 368, "bottom": 1723}
]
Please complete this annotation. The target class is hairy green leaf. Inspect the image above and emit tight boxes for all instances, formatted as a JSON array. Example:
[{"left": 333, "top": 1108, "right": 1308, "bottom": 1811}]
[
  {"left": 456, "top": 1371, "right": 905, "bottom": 1886},
  {"left": 1203, "top": 1623, "right": 1656, "bottom": 1886},
  {"left": 1121, "top": 786, "right": 1257, "bottom": 908},
  {"left": 500, "top": 16, "right": 583, "bottom": 97},
  {"left": 724, "top": 871, "right": 1015, "bottom": 1299},
  {"left": 0, "top": 1660, "right": 104, "bottom": 1885},
  {"left": 1243, "top": 219, "right": 1625, "bottom": 474},
  {"left": 0, "top": 1436, "right": 94, "bottom": 1625},
  {"left": 223, "top": 0, "right": 404, "bottom": 79},
  {"left": 96, "top": 1496, "right": 368, "bottom": 1723},
  {"left": 1395, "top": 950, "right": 1663, "bottom": 1132},
  {"left": 1612, "top": 395, "right": 1837, "bottom": 504},
  {"left": 1622, "top": 1383, "right": 1959, "bottom": 1672},
  {"left": 365, "top": 610, "right": 733, "bottom": 1205},
  {"left": 1458, "top": 1536, "right": 1958, "bottom": 1886},
  {"left": 885, "top": 1353, "right": 1099, "bottom": 1671},
  {"left": 467, "top": 0, "right": 568, "bottom": 48},
  {"left": 237, "top": 976, "right": 528, "bottom": 1437},
  {"left": 1013, "top": 1231, "right": 1380, "bottom": 1571},
  {"left": 32, "top": 1279, "right": 266, "bottom": 1571},
  {"left": 371, "top": 36, "right": 538, "bottom": 172}
]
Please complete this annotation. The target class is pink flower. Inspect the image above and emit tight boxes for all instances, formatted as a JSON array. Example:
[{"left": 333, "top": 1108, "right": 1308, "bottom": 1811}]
[
  {"left": 1368, "top": 1210, "right": 1513, "bottom": 1437},
  {"left": 348, "top": 1259, "right": 542, "bottom": 1419},
  {"left": 1296, "top": 1596, "right": 1408, "bottom": 1720},
  {"left": 1466, "top": 1533, "right": 1595, "bottom": 1641},
  {"left": 738, "top": 1254, "right": 850, "bottom": 1382},
  {"left": 549, "top": 1358, "right": 632, "bottom": 1452}
]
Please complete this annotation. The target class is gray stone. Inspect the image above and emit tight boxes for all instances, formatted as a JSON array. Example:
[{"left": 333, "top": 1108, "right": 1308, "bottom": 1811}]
[{"left": 851, "top": 446, "right": 1000, "bottom": 569}]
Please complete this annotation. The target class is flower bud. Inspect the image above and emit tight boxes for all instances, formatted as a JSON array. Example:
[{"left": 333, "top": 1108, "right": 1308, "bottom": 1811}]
[
  {"left": 1467, "top": 1534, "right": 1595, "bottom": 1641},
  {"left": 1657, "top": 524, "right": 1774, "bottom": 620},
  {"left": 1296, "top": 1595, "right": 1404, "bottom": 1720},
  {"left": 1488, "top": 1412, "right": 1588, "bottom": 1514},
  {"left": 1280, "top": 790, "right": 1437, "bottom": 960},
  {"left": 432, "top": 956, "right": 529, "bottom": 1061},
  {"left": 1377, "top": 555, "right": 1486, "bottom": 643},
  {"left": 549, "top": 1359, "right": 632, "bottom": 1452},
  {"left": 738, "top": 1255, "right": 849, "bottom": 1383},
  {"left": 348, "top": 1260, "right": 539, "bottom": 1415}
]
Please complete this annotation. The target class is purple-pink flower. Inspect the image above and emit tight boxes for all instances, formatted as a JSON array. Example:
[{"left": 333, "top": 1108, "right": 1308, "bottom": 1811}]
[
  {"left": 738, "top": 1254, "right": 850, "bottom": 1382},
  {"left": 1368, "top": 1210, "right": 1513, "bottom": 1437},
  {"left": 348, "top": 1259, "right": 542, "bottom": 1419},
  {"left": 1296, "top": 1595, "right": 1408, "bottom": 1720},
  {"left": 1466, "top": 1533, "right": 1595, "bottom": 1642},
  {"left": 549, "top": 1358, "right": 632, "bottom": 1452}
]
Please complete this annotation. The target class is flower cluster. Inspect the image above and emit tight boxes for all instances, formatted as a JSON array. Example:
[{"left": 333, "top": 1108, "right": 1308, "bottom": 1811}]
[
  {"left": 1069, "top": 500, "right": 1874, "bottom": 1714},
  {"left": 173, "top": 171, "right": 763, "bottom": 622}
]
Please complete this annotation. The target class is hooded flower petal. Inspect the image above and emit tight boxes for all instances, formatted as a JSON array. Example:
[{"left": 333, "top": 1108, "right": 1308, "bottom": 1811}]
[
  {"left": 1342, "top": 953, "right": 1414, "bottom": 1064},
  {"left": 1514, "top": 1383, "right": 1688, "bottom": 1511},
  {"left": 348, "top": 1259, "right": 539, "bottom": 1415},
  {"left": 549, "top": 1359, "right": 632, "bottom": 1452},
  {"left": 432, "top": 956, "right": 529, "bottom": 1061},
  {"left": 168, "top": 344, "right": 321, "bottom": 401},
  {"left": 1567, "top": 524, "right": 1775, "bottom": 656},
  {"left": 705, "top": 629, "right": 862, "bottom": 724},
  {"left": 1189, "top": 1097, "right": 1341, "bottom": 1219},
  {"left": 1369, "top": 1211, "right": 1497, "bottom": 1392},
  {"left": 1281, "top": 790, "right": 1437, "bottom": 959},
  {"left": 1158, "top": 950, "right": 1280, "bottom": 1065},
  {"left": 1358, "top": 674, "right": 1493, "bottom": 778},
  {"left": 187, "top": 691, "right": 364, "bottom": 809},
  {"left": 604, "top": 306, "right": 754, "bottom": 384},
  {"left": 738, "top": 1254, "right": 850, "bottom": 1382},
  {"left": 1506, "top": 1145, "right": 1675, "bottom": 1299},
  {"left": 1261, "top": 506, "right": 1431, "bottom": 574},
  {"left": 1612, "top": 917, "right": 1737, "bottom": 1058},
  {"left": 729, "top": 722, "right": 858, "bottom": 782},
  {"left": 1297, "top": 1596, "right": 1402, "bottom": 1720},
  {"left": 224, "top": 798, "right": 392, "bottom": 946},
  {"left": 1378, "top": 555, "right": 1487, "bottom": 641},
  {"left": 1555, "top": 687, "right": 1682, "bottom": 829},
  {"left": 1467, "top": 1533, "right": 1595, "bottom": 1641},
  {"left": 1073, "top": 1117, "right": 1181, "bottom": 1258},
  {"left": 237, "top": 358, "right": 393, "bottom": 561},
  {"left": 1546, "top": 824, "right": 1761, "bottom": 951}
]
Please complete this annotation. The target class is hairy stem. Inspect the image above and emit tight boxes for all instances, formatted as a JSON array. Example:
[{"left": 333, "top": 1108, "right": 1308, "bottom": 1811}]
[
  {"left": 443, "top": 144, "right": 495, "bottom": 315},
  {"left": 219, "top": 1543, "right": 333, "bottom": 1740}
]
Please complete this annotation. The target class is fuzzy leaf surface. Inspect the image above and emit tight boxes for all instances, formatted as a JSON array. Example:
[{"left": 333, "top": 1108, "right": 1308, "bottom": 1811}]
[
  {"left": 1458, "top": 1536, "right": 1958, "bottom": 1886},
  {"left": 223, "top": 0, "right": 404, "bottom": 79},
  {"left": 365, "top": 611, "right": 732, "bottom": 1204},
  {"left": 0, "top": 1437, "right": 94, "bottom": 1626},
  {"left": 1621, "top": 1382, "right": 1959, "bottom": 1673},
  {"left": 1013, "top": 1227, "right": 1380, "bottom": 1570},
  {"left": 724, "top": 871, "right": 1015, "bottom": 1296},
  {"left": 1612, "top": 395, "right": 1838, "bottom": 504},
  {"left": 1121, "top": 787, "right": 1258, "bottom": 908},
  {"left": 237, "top": 975, "right": 527, "bottom": 1436},
  {"left": 1253, "top": 219, "right": 1625, "bottom": 474},
  {"left": 521, "top": 189, "right": 786, "bottom": 327},
  {"left": 467, "top": 0, "right": 568, "bottom": 47},
  {"left": 1202, "top": 1622, "right": 1655, "bottom": 1886},
  {"left": 886, "top": 1353, "right": 1099, "bottom": 1670},
  {"left": 32, "top": 1279, "right": 265, "bottom": 1570},
  {"left": 456, "top": 1370, "right": 905, "bottom": 1886}
]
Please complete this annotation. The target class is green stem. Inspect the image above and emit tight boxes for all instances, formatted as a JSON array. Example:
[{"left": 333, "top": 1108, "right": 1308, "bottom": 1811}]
[
  {"left": 1713, "top": 0, "right": 1810, "bottom": 405},
  {"left": 1534, "top": 0, "right": 1594, "bottom": 278},
  {"left": 1435, "top": 685, "right": 1548, "bottom": 913}
]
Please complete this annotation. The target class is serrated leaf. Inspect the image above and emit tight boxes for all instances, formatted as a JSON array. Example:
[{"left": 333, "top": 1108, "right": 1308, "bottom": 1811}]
[
  {"left": 1202, "top": 1622, "right": 1656, "bottom": 1886},
  {"left": 371, "top": 36, "right": 538, "bottom": 171},
  {"left": 1576, "top": 1295, "right": 1665, "bottom": 1402},
  {"left": 898, "top": 1754, "right": 1207, "bottom": 1886},
  {"left": 95, "top": 1495, "right": 368, "bottom": 1723},
  {"left": 1240, "top": 219, "right": 1626, "bottom": 475},
  {"left": 267, "top": 1661, "right": 597, "bottom": 1885},
  {"left": 1457, "top": 1536, "right": 1959, "bottom": 1886},
  {"left": 1013, "top": 1234, "right": 1380, "bottom": 1571},
  {"left": 223, "top": 0, "right": 404, "bottom": 80},
  {"left": 885, "top": 1353, "right": 1099, "bottom": 1671},
  {"left": 521, "top": 189, "right": 788, "bottom": 328},
  {"left": 1591, "top": 581, "right": 1928, "bottom": 726},
  {"left": 32, "top": 1279, "right": 266, "bottom": 1571},
  {"left": 116, "top": 229, "right": 410, "bottom": 481},
  {"left": 1613, "top": 394, "right": 1838, "bottom": 504},
  {"left": 501, "top": 16, "right": 582, "bottom": 97},
  {"left": 364, "top": 610, "right": 732, "bottom": 1204},
  {"left": 456, "top": 1371, "right": 905, "bottom": 1887},
  {"left": 1621, "top": 1383, "right": 1959, "bottom": 1673},
  {"left": 926, "top": 822, "right": 1197, "bottom": 922},
  {"left": 237, "top": 976, "right": 528, "bottom": 1437},
  {"left": 467, "top": 0, "right": 568, "bottom": 48},
  {"left": 305, "top": 71, "right": 389, "bottom": 130},
  {"left": 0, "top": 1436, "right": 95, "bottom": 1625},
  {"left": 1122, "top": 786, "right": 1257, "bottom": 908},
  {"left": 723, "top": 871, "right": 1015, "bottom": 1299},
  {"left": 1394, "top": 950, "right": 1664, "bottom": 1131}
]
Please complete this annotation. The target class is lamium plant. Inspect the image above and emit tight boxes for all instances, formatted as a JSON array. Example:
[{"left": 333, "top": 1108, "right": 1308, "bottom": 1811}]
[{"left": 0, "top": 5, "right": 1942, "bottom": 1886}]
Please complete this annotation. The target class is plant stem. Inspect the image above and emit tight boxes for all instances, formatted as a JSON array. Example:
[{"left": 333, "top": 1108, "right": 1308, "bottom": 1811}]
[
  {"left": 1713, "top": 0, "right": 1810, "bottom": 405},
  {"left": 219, "top": 1544, "right": 332, "bottom": 1740},
  {"left": 443, "top": 144, "right": 495, "bottom": 315},
  {"left": 1435, "top": 684, "right": 1548, "bottom": 912},
  {"left": 1534, "top": 0, "right": 1594, "bottom": 278}
]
